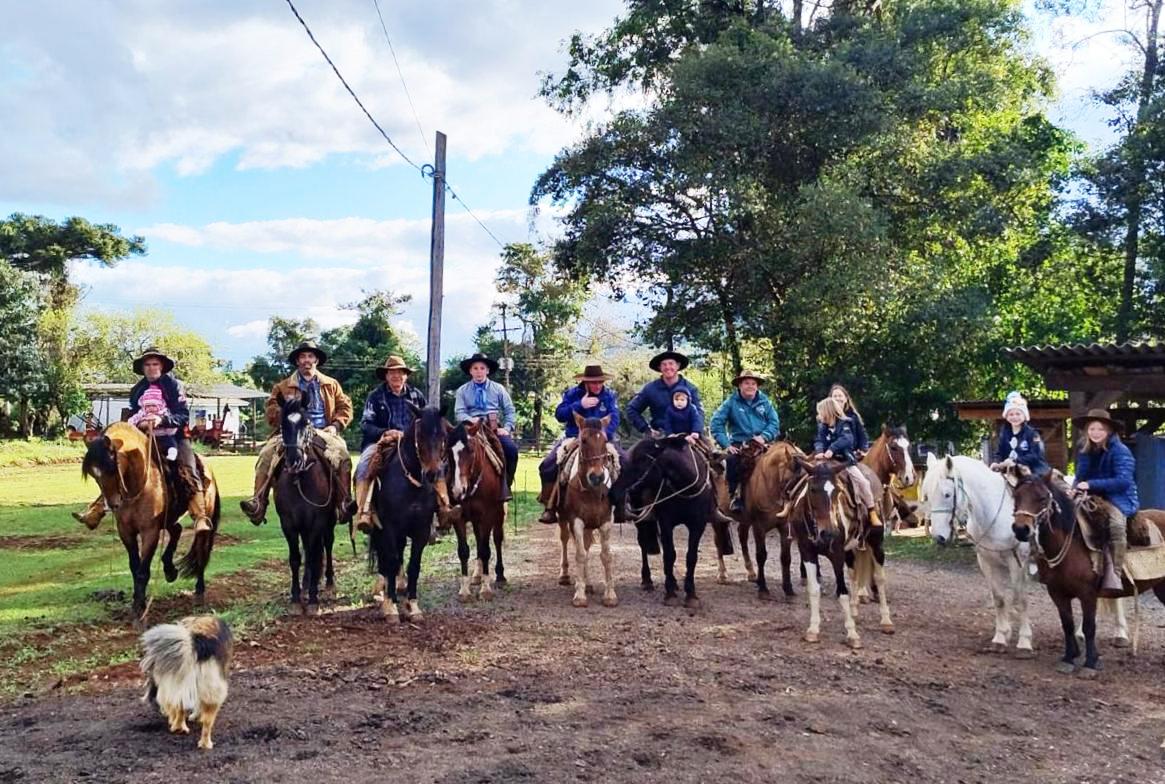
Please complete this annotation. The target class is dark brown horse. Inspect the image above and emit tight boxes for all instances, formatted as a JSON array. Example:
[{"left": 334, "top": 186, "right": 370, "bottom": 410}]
[
  {"left": 1011, "top": 472, "right": 1165, "bottom": 677},
  {"left": 81, "top": 422, "right": 221, "bottom": 628},
  {"left": 555, "top": 413, "right": 618, "bottom": 608},
  {"left": 447, "top": 420, "right": 508, "bottom": 602}
]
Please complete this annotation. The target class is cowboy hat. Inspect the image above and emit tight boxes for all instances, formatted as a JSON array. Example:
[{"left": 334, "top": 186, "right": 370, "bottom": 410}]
[
  {"left": 288, "top": 341, "right": 328, "bottom": 366},
  {"left": 732, "top": 370, "right": 766, "bottom": 387},
  {"left": 574, "top": 364, "right": 612, "bottom": 382},
  {"left": 375, "top": 354, "right": 414, "bottom": 380},
  {"left": 459, "top": 352, "right": 499, "bottom": 375},
  {"left": 1072, "top": 408, "right": 1124, "bottom": 434},
  {"left": 649, "top": 350, "right": 690, "bottom": 372},
  {"left": 132, "top": 347, "right": 175, "bottom": 375}
]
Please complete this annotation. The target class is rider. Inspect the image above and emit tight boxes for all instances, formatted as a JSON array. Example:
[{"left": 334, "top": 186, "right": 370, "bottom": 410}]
[
  {"left": 353, "top": 355, "right": 428, "bottom": 533},
  {"left": 240, "top": 341, "right": 354, "bottom": 526},
  {"left": 814, "top": 395, "right": 881, "bottom": 528},
  {"left": 710, "top": 370, "right": 780, "bottom": 512},
  {"left": 988, "top": 391, "right": 1050, "bottom": 477},
  {"left": 72, "top": 347, "right": 212, "bottom": 533},
  {"left": 662, "top": 388, "right": 705, "bottom": 439},
  {"left": 1072, "top": 408, "right": 1138, "bottom": 590},
  {"left": 537, "top": 364, "right": 626, "bottom": 525},
  {"left": 625, "top": 351, "right": 704, "bottom": 438},
  {"left": 453, "top": 352, "right": 517, "bottom": 502}
]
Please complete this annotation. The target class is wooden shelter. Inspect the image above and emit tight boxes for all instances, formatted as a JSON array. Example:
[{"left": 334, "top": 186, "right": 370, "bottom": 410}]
[{"left": 953, "top": 399, "right": 1072, "bottom": 472}]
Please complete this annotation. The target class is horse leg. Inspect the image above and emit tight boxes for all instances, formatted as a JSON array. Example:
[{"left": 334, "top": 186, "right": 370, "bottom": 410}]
[
  {"left": 978, "top": 550, "right": 1013, "bottom": 653},
  {"left": 684, "top": 522, "right": 704, "bottom": 609},
  {"left": 283, "top": 526, "right": 304, "bottom": 615},
  {"left": 1008, "top": 554, "right": 1034, "bottom": 657},
  {"left": 1050, "top": 589, "right": 1080, "bottom": 674},
  {"left": 404, "top": 531, "right": 426, "bottom": 621},
  {"left": 321, "top": 525, "right": 336, "bottom": 602},
  {"left": 454, "top": 518, "right": 473, "bottom": 603},
  {"left": 493, "top": 520, "right": 507, "bottom": 586},
  {"left": 1078, "top": 591, "right": 1101, "bottom": 676},
  {"left": 599, "top": 521, "right": 618, "bottom": 607},
  {"left": 636, "top": 520, "right": 656, "bottom": 591},
  {"left": 478, "top": 519, "right": 496, "bottom": 602},
  {"left": 831, "top": 549, "right": 861, "bottom": 649},
  {"left": 119, "top": 528, "right": 145, "bottom": 628},
  {"left": 803, "top": 547, "right": 822, "bottom": 643},
  {"left": 661, "top": 523, "right": 680, "bottom": 606},
  {"left": 558, "top": 521, "right": 572, "bottom": 586},
  {"left": 135, "top": 526, "right": 162, "bottom": 628},
  {"left": 303, "top": 529, "right": 323, "bottom": 616},
  {"left": 1100, "top": 597, "right": 1131, "bottom": 649},
  {"left": 739, "top": 520, "right": 756, "bottom": 582},
  {"left": 779, "top": 525, "right": 795, "bottom": 598},
  {"left": 755, "top": 525, "right": 770, "bottom": 599},
  {"left": 571, "top": 518, "right": 589, "bottom": 608},
  {"left": 379, "top": 526, "right": 402, "bottom": 621},
  {"left": 871, "top": 541, "right": 893, "bottom": 634},
  {"left": 161, "top": 522, "right": 182, "bottom": 583}
]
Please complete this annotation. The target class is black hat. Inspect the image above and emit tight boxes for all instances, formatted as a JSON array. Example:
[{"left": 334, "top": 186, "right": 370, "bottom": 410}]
[
  {"left": 132, "top": 347, "right": 175, "bottom": 375},
  {"left": 649, "top": 351, "right": 690, "bottom": 372},
  {"left": 288, "top": 341, "right": 328, "bottom": 367},
  {"left": 459, "top": 352, "right": 499, "bottom": 375}
]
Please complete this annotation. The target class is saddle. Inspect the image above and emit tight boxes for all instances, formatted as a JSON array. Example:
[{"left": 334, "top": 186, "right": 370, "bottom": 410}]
[
  {"left": 555, "top": 437, "right": 620, "bottom": 490},
  {"left": 1075, "top": 499, "right": 1165, "bottom": 582}
]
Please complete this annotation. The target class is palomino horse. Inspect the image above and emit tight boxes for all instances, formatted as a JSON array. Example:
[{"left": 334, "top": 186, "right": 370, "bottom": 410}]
[
  {"left": 923, "top": 454, "right": 1034, "bottom": 655},
  {"left": 368, "top": 405, "right": 449, "bottom": 622},
  {"left": 1011, "top": 473, "right": 1165, "bottom": 677},
  {"left": 555, "top": 413, "right": 618, "bottom": 608},
  {"left": 272, "top": 391, "right": 337, "bottom": 616},
  {"left": 447, "top": 420, "right": 507, "bottom": 602},
  {"left": 619, "top": 436, "right": 714, "bottom": 608},
  {"left": 81, "top": 422, "right": 221, "bottom": 628}
]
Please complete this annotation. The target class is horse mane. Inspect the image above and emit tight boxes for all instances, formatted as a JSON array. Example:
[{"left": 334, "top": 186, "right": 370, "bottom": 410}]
[
  {"left": 82, "top": 422, "right": 145, "bottom": 478},
  {"left": 1024, "top": 474, "right": 1076, "bottom": 534},
  {"left": 417, "top": 405, "right": 446, "bottom": 439}
]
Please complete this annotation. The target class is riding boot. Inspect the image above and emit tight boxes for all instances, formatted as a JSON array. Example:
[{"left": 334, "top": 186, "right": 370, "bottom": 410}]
[
  {"left": 240, "top": 477, "right": 270, "bottom": 526},
  {"left": 729, "top": 487, "right": 744, "bottom": 514},
  {"left": 332, "top": 456, "right": 355, "bottom": 525},
  {"left": 72, "top": 495, "right": 107, "bottom": 530},
  {"left": 1104, "top": 514, "right": 1129, "bottom": 591},
  {"left": 354, "top": 478, "right": 376, "bottom": 534},
  {"left": 500, "top": 472, "right": 513, "bottom": 503},
  {"left": 538, "top": 478, "right": 558, "bottom": 524},
  {"left": 178, "top": 464, "right": 213, "bottom": 533},
  {"left": 869, "top": 506, "right": 883, "bottom": 528}
]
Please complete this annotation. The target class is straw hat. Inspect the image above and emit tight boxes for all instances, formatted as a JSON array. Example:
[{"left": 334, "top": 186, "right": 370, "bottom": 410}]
[{"left": 375, "top": 355, "right": 414, "bottom": 380}]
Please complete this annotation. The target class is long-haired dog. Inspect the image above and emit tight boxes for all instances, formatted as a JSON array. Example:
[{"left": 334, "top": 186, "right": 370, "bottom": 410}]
[{"left": 140, "top": 615, "right": 232, "bottom": 750}]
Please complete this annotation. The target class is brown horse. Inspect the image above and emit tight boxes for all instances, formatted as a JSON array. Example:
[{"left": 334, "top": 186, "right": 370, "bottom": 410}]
[
  {"left": 81, "top": 422, "right": 221, "bottom": 628},
  {"left": 555, "top": 413, "right": 618, "bottom": 608},
  {"left": 739, "top": 440, "right": 804, "bottom": 599},
  {"left": 447, "top": 420, "right": 508, "bottom": 602},
  {"left": 862, "top": 425, "right": 916, "bottom": 530},
  {"left": 1011, "top": 472, "right": 1165, "bottom": 677}
]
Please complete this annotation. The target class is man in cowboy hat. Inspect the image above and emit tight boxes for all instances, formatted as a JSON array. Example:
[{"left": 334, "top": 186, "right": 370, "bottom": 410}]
[
  {"left": 537, "top": 364, "right": 628, "bottom": 524},
  {"left": 72, "top": 347, "right": 213, "bottom": 532},
  {"left": 1071, "top": 408, "right": 1139, "bottom": 589},
  {"left": 353, "top": 354, "right": 454, "bottom": 533},
  {"left": 453, "top": 352, "right": 518, "bottom": 501},
  {"left": 625, "top": 350, "right": 705, "bottom": 438},
  {"left": 240, "top": 341, "right": 354, "bottom": 525},
  {"left": 710, "top": 370, "right": 781, "bottom": 512}
]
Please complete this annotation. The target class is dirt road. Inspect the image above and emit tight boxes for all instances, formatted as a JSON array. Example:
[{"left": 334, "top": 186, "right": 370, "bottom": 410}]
[{"left": 2, "top": 524, "right": 1163, "bottom": 783}]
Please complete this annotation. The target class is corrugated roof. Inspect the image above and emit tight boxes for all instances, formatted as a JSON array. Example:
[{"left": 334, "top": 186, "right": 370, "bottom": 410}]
[{"left": 1004, "top": 341, "right": 1165, "bottom": 370}]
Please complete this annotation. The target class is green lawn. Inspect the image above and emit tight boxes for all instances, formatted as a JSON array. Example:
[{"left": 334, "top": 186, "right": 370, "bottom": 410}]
[{"left": 0, "top": 453, "right": 544, "bottom": 696}]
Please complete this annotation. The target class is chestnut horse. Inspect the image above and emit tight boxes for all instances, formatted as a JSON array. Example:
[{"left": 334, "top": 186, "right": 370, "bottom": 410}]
[
  {"left": 862, "top": 425, "right": 916, "bottom": 531},
  {"left": 447, "top": 420, "right": 508, "bottom": 602},
  {"left": 81, "top": 422, "right": 221, "bottom": 628},
  {"left": 1010, "top": 472, "right": 1165, "bottom": 677},
  {"left": 555, "top": 413, "right": 618, "bottom": 608},
  {"left": 739, "top": 440, "right": 804, "bottom": 599}
]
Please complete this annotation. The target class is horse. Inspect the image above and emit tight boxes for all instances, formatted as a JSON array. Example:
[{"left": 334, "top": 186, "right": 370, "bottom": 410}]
[
  {"left": 862, "top": 425, "right": 917, "bottom": 531},
  {"left": 272, "top": 391, "right": 337, "bottom": 616},
  {"left": 447, "top": 420, "right": 508, "bottom": 602},
  {"left": 367, "top": 405, "right": 449, "bottom": 621},
  {"left": 81, "top": 422, "right": 221, "bottom": 628},
  {"left": 1010, "top": 472, "right": 1165, "bottom": 677},
  {"left": 619, "top": 436, "right": 714, "bottom": 608},
  {"left": 922, "top": 453, "right": 1034, "bottom": 655},
  {"left": 739, "top": 440, "right": 803, "bottom": 599},
  {"left": 555, "top": 413, "right": 618, "bottom": 608}
]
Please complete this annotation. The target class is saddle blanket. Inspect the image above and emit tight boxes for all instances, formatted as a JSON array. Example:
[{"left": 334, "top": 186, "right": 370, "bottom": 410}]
[{"left": 1078, "top": 512, "right": 1165, "bottom": 582}]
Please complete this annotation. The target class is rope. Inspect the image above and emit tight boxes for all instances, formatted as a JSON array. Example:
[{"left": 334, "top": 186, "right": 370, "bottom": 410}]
[{"left": 626, "top": 443, "right": 709, "bottom": 524}]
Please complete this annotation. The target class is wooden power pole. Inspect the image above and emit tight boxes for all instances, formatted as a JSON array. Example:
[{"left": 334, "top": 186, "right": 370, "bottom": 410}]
[{"left": 425, "top": 131, "right": 447, "bottom": 406}]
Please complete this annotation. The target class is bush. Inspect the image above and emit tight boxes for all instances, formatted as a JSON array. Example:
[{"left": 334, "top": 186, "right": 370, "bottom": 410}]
[{"left": 0, "top": 437, "right": 86, "bottom": 467}]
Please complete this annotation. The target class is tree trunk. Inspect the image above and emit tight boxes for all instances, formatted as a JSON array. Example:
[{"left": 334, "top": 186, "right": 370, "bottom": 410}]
[
  {"left": 717, "top": 285, "right": 743, "bottom": 376},
  {"left": 533, "top": 395, "right": 544, "bottom": 453}
]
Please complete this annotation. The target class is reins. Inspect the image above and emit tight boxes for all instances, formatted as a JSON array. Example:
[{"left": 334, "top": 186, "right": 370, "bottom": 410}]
[
  {"left": 626, "top": 441, "right": 710, "bottom": 524},
  {"left": 1019, "top": 489, "right": 1075, "bottom": 569}
]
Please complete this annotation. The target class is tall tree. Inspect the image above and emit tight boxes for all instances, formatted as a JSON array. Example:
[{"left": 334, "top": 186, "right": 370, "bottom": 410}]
[{"left": 0, "top": 261, "right": 48, "bottom": 437}]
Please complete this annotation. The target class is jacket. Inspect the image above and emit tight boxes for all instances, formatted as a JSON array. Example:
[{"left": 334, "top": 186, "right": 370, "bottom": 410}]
[
  {"left": 814, "top": 415, "right": 861, "bottom": 462},
  {"left": 128, "top": 374, "right": 190, "bottom": 437},
  {"left": 265, "top": 371, "right": 353, "bottom": 431},
  {"left": 556, "top": 384, "right": 620, "bottom": 439},
  {"left": 625, "top": 376, "right": 704, "bottom": 433},
  {"left": 994, "top": 422, "right": 1049, "bottom": 476},
  {"left": 1075, "top": 434, "right": 1139, "bottom": 517},
  {"left": 359, "top": 383, "right": 427, "bottom": 451},
  {"left": 710, "top": 390, "right": 780, "bottom": 448},
  {"left": 454, "top": 379, "right": 516, "bottom": 430},
  {"left": 662, "top": 403, "right": 704, "bottom": 436}
]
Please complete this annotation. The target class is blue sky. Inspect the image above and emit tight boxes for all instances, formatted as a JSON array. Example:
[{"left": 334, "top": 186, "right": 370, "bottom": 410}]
[{"left": 0, "top": 0, "right": 1135, "bottom": 370}]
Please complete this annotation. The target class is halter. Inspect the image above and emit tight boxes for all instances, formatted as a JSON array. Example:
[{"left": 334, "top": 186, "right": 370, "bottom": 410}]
[
  {"left": 453, "top": 429, "right": 498, "bottom": 501},
  {"left": 1016, "top": 487, "right": 1074, "bottom": 569},
  {"left": 572, "top": 430, "right": 614, "bottom": 494},
  {"left": 396, "top": 424, "right": 427, "bottom": 489},
  {"left": 928, "top": 469, "right": 1016, "bottom": 554},
  {"left": 282, "top": 420, "right": 332, "bottom": 509}
]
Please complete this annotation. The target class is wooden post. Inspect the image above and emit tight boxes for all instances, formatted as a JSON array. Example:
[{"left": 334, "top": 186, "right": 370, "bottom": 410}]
[{"left": 426, "top": 131, "right": 447, "bottom": 407}]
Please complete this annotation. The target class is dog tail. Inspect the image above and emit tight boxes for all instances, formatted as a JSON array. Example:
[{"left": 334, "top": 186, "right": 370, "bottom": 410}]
[{"left": 141, "top": 623, "right": 199, "bottom": 714}]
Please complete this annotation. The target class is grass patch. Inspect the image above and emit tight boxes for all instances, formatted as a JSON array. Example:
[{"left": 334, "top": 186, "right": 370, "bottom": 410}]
[
  {"left": 0, "top": 438, "right": 86, "bottom": 468},
  {"left": 885, "top": 531, "right": 977, "bottom": 566}
]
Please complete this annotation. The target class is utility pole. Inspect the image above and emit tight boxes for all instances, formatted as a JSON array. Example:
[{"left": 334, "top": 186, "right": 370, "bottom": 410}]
[
  {"left": 425, "top": 131, "right": 446, "bottom": 406},
  {"left": 493, "top": 303, "right": 519, "bottom": 388}
]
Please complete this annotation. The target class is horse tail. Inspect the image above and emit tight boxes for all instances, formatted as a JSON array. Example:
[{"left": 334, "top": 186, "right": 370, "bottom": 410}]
[
  {"left": 366, "top": 526, "right": 381, "bottom": 575},
  {"left": 177, "top": 489, "right": 220, "bottom": 579},
  {"left": 636, "top": 518, "right": 661, "bottom": 556},
  {"left": 852, "top": 546, "right": 874, "bottom": 595}
]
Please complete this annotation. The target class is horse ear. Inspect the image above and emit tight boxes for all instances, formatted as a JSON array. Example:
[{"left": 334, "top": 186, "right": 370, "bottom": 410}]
[
  {"left": 795, "top": 456, "right": 815, "bottom": 473},
  {"left": 573, "top": 410, "right": 585, "bottom": 429},
  {"left": 599, "top": 414, "right": 611, "bottom": 430},
  {"left": 926, "top": 451, "right": 937, "bottom": 469},
  {"left": 882, "top": 424, "right": 891, "bottom": 437},
  {"left": 944, "top": 455, "right": 953, "bottom": 471}
]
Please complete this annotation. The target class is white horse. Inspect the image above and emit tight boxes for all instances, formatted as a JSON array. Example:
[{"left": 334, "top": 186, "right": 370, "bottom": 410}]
[{"left": 922, "top": 454, "right": 1035, "bottom": 656}]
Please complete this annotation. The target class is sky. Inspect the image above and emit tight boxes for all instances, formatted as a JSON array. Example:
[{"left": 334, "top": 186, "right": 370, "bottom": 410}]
[{"left": 0, "top": 0, "right": 1138, "bottom": 371}]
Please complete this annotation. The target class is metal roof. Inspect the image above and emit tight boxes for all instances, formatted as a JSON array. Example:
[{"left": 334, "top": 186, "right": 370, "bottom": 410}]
[{"left": 1004, "top": 341, "right": 1165, "bottom": 371}]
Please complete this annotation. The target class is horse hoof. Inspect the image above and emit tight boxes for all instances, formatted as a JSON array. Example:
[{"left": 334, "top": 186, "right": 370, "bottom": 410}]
[
  {"left": 746, "top": 572, "right": 757, "bottom": 583},
  {"left": 164, "top": 566, "right": 179, "bottom": 584},
  {"left": 288, "top": 602, "right": 305, "bottom": 616},
  {"left": 572, "top": 596, "right": 588, "bottom": 608},
  {"left": 405, "top": 602, "right": 423, "bottom": 621},
  {"left": 1112, "top": 636, "right": 1132, "bottom": 649},
  {"left": 558, "top": 575, "right": 572, "bottom": 586},
  {"left": 602, "top": 593, "right": 619, "bottom": 608},
  {"left": 717, "top": 574, "right": 729, "bottom": 585},
  {"left": 987, "top": 641, "right": 1008, "bottom": 655},
  {"left": 641, "top": 581, "right": 655, "bottom": 592},
  {"left": 480, "top": 588, "right": 495, "bottom": 602},
  {"left": 804, "top": 631, "right": 820, "bottom": 644},
  {"left": 663, "top": 594, "right": 680, "bottom": 607},
  {"left": 1013, "top": 647, "right": 1036, "bottom": 660},
  {"left": 879, "top": 623, "right": 895, "bottom": 635},
  {"left": 321, "top": 585, "right": 337, "bottom": 602},
  {"left": 756, "top": 589, "right": 771, "bottom": 602},
  {"left": 458, "top": 591, "right": 475, "bottom": 604},
  {"left": 192, "top": 593, "right": 207, "bottom": 608},
  {"left": 847, "top": 637, "right": 864, "bottom": 650},
  {"left": 684, "top": 595, "right": 702, "bottom": 610},
  {"left": 380, "top": 600, "right": 399, "bottom": 619},
  {"left": 1055, "top": 661, "right": 1076, "bottom": 675},
  {"left": 1077, "top": 667, "right": 1100, "bottom": 680},
  {"left": 305, "top": 603, "right": 320, "bottom": 617},
  {"left": 495, "top": 575, "right": 508, "bottom": 586}
]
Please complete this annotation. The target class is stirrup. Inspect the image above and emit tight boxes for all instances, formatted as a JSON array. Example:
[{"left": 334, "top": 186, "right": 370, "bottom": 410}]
[
  {"left": 538, "top": 508, "right": 557, "bottom": 525},
  {"left": 356, "top": 513, "right": 375, "bottom": 534},
  {"left": 193, "top": 517, "right": 213, "bottom": 534}
]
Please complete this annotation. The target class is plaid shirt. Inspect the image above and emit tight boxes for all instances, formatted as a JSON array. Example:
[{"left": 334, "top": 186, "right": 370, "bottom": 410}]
[{"left": 360, "top": 383, "right": 427, "bottom": 450}]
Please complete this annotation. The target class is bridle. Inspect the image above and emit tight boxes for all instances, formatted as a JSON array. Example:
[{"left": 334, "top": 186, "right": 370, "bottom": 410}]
[
  {"left": 282, "top": 412, "right": 332, "bottom": 509},
  {"left": 573, "top": 428, "right": 613, "bottom": 494},
  {"left": 1013, "top": 483, "right": 1073, "bottom": 568}
]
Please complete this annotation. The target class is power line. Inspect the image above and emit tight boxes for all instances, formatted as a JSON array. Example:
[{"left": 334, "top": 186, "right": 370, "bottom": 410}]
[
  {"left": 370, "top": 0, "right": 430, "bottom": 156},
  {"left": 447, "top": 184, "right": 507, "bottom": 249}
]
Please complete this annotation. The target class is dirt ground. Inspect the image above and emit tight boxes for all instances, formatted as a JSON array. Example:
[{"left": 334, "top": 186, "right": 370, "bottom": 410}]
[{"left": 2, "top": 524, "right": 1165, "bottom": 784}]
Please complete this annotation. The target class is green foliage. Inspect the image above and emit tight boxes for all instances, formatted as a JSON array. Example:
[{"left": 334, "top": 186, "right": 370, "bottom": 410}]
[
  {"left": 0, "top": 213, "right": 145, "bottom": 279},
  {"left": 0, "top": 261, "right": 49, "bottom": 436},
  {"left": 70, "top": 308, "right": 225, "bottom": 386}
]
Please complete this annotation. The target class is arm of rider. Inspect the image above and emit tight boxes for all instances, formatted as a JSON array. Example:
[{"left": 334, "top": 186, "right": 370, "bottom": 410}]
[
  {"left": 727, "top": 444, "right": 740, "bottom": 454},
  {"left": 752, "top": 435, "right": 766, "bottom": 445},
  {"left": 381, "top": 429, "right": 403, "bottom": 441}
]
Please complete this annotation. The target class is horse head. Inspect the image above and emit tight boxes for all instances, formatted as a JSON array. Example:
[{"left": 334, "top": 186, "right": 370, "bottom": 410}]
[
  {"left": 279, "top": 390, "right": 312, "bottom": 473},
  {"left": 82, "top": 433, "right": 125, "bottom": 511},
  {"left": 922, "top": 453, "right": 961, "bottom": 546},
  {"left": 574, "top": 412, "right": 612, "bottom": 490},
  {"left": 795, "top": 456, "right": 846, "bottom": 549},
  {"left": 881, "top": 424, "right": 915, "bottom": 487},
  {"left": 1010, "top": 471, "right": 1059, "bottom": 544},
  {"left": 412, "top": 404, "right": 450, "bottom": 484},
  {"left": 446, "top": 422, "right": 478, "bottom": 502}
]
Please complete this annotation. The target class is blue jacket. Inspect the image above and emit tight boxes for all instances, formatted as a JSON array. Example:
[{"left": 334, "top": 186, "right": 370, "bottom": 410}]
[
  {"left": 1075, "top": 434, "right": 1139, "bottom": 517},
  {"left": 814, "top": 415, "right": 863, "bottom": 462},
  {"left": 994, "top": 422, "right": 1049, "bottom": 476},
  {"left": 128, "top": 374, "right": 190, "bottom": 438},
  {"left": 454, "top": 379, "right": 516, "bottom": 431},
  {"left": 555, "top": 384, "right": 620, "bottom": 439},
  {"left": 710, "top": 390, "right": 780, "bottom": 448},
  {"left": 662, "top": 403, "right": 704, "bottom": 436},
  {"left": 626, "top": 376, "right": 704, "bottom": 433},
  {"left": 360, "top": 383, "right": 427, "bottom": 451}
]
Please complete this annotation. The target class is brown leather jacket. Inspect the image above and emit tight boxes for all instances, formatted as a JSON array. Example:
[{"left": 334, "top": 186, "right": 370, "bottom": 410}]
[{"left": 265, "top": 371, "right": 353, "bottom": 431}]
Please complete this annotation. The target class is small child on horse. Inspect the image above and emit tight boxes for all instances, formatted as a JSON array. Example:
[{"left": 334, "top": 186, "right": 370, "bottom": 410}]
[
  {"left": 662, "top": 388, "right": 704, "bottom": 438},
  {"left": 814, "top": 391, "right": 881, "bottom": 528},
  {"left": 988, "top": 391, "right": 1049, "bottom": 477}
]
